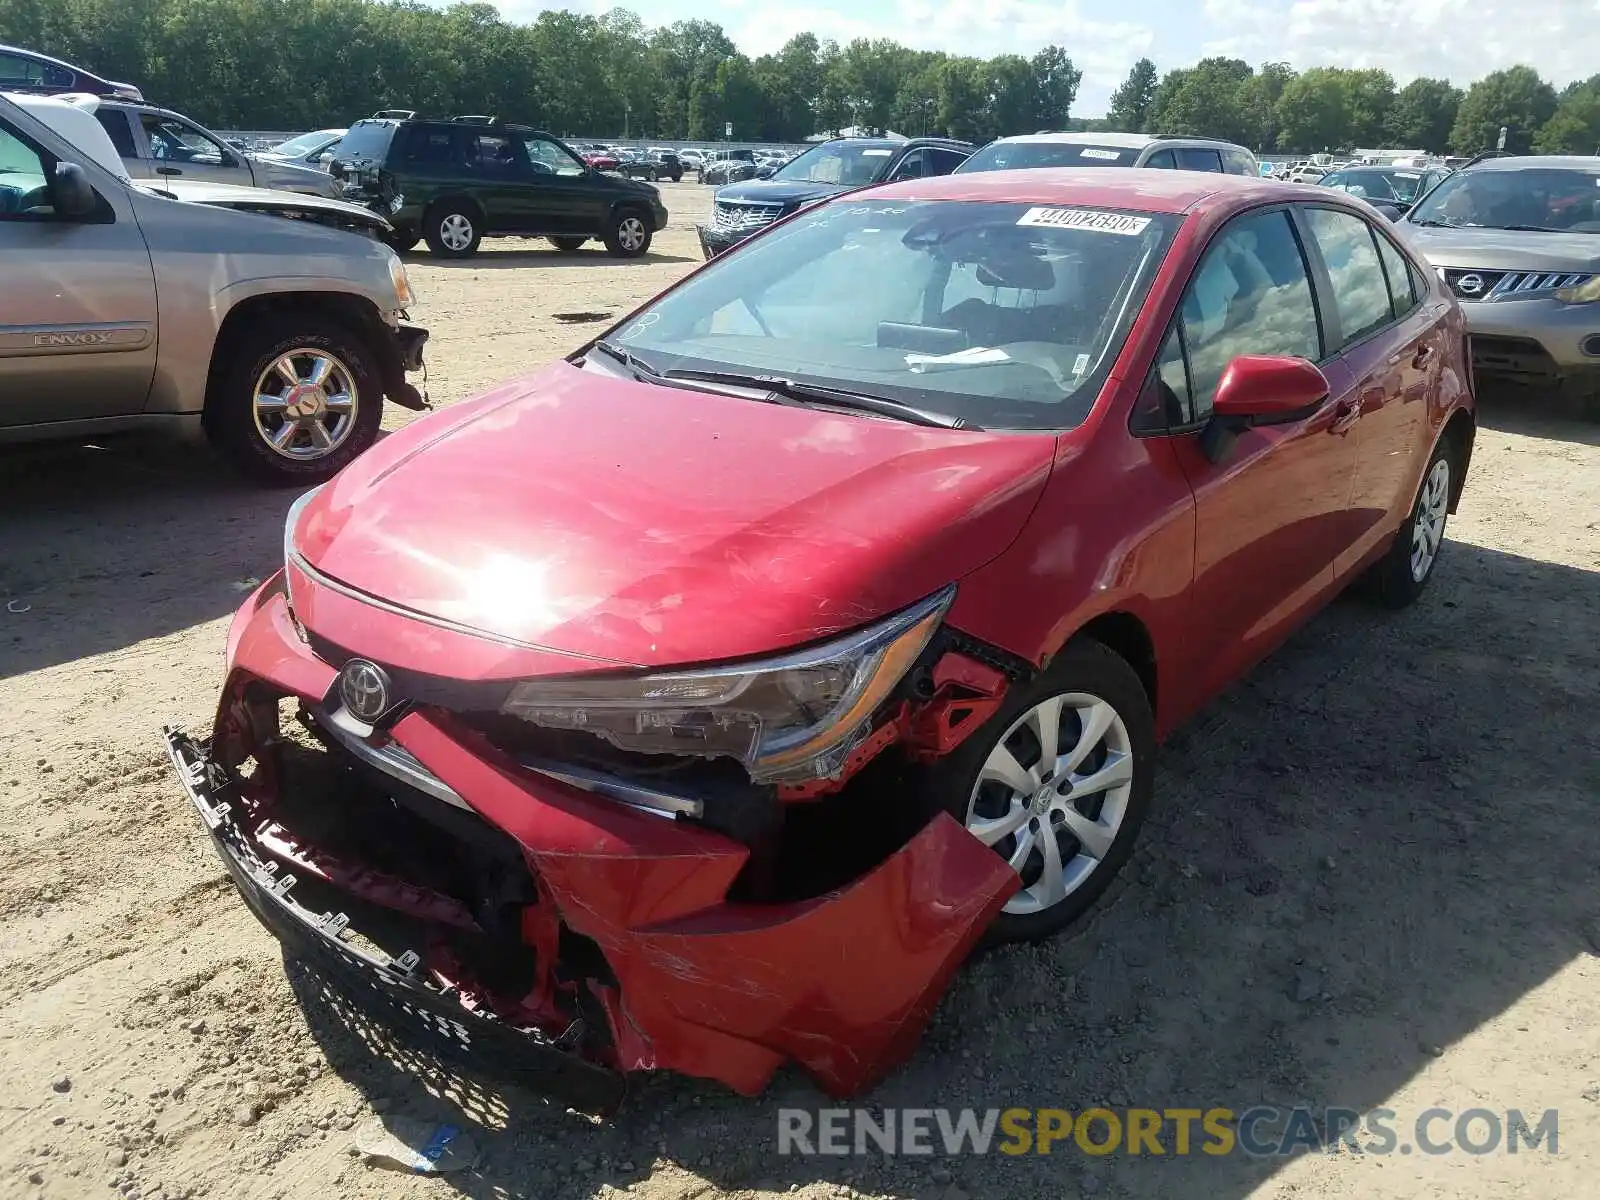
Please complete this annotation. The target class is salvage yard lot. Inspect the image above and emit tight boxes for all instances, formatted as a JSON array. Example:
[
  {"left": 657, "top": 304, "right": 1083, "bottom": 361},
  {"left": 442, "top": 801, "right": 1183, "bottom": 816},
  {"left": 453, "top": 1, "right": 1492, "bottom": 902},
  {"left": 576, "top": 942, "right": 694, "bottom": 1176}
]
[{"left": 1, "top": 181, "right": 1597, "bottom": 1200}]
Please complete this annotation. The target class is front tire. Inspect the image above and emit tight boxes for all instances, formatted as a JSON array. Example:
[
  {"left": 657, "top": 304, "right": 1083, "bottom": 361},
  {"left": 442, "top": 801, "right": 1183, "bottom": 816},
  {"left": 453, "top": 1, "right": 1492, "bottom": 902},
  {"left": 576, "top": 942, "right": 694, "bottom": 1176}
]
[
  {"left": 1368, "top": 438, "right": 1453, "bottom": 608},
  {"left": 424, "top": 203, "right": 481, "bottom": 258},
  {"left": 930, "top": 639, "right": 1155, "bottom": 944},
  {"left": 203, "top": 316, "right": 382, "bottom": 486},
  {"left": 603, "top": 208, "right": 652, "bottom": 258},
  {"left": 385, "top": 229, "right": 419, "bottom": 254}
]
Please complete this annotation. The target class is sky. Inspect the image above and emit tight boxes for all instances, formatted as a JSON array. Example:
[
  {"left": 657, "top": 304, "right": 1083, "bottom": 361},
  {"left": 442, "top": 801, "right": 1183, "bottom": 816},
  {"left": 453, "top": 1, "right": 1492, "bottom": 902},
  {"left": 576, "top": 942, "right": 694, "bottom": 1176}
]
[{"left": 491, "top": 0, "right": 1600, "bottom": 115}]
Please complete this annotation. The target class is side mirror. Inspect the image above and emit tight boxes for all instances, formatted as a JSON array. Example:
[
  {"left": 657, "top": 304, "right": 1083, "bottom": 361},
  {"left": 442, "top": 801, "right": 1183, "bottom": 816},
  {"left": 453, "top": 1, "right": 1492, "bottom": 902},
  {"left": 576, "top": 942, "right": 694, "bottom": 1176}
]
[
  {"left": 49, "top": 161, "right": 97, "bottom": 219},
  {"left": 1200, "top": 355, "right": 1330, "bottom": 463}
]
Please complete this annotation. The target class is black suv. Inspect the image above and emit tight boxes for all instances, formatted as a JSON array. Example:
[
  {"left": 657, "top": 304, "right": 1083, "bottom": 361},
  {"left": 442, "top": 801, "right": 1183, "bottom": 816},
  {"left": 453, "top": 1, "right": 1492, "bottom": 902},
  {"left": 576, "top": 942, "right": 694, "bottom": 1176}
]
[
  {"left": 697, "top": 136, "right": 972, "bottom": 258},
  {"left": 331, "top": 111, "right": 669, "bottom": 258}
]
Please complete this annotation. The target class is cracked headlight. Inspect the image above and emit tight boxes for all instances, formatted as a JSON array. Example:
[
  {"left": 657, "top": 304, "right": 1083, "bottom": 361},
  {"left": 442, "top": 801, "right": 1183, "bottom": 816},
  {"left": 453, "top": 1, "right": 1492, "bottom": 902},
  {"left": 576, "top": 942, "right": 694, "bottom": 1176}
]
[{"left": 503, "top": 587, "right": 954, "bottom": 782}]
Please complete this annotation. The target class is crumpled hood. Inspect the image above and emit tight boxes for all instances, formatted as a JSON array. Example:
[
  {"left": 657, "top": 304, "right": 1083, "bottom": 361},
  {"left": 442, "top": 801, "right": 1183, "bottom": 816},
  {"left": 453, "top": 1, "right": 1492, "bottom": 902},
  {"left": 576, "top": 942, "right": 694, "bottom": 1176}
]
[
  {"left": 295, "top": 361, "right": 1055, "bottom": 669},
  {"left": 714, "top": 179, "right": 851, "bottom": 208},
  {"left": 1402, "top": 224, "right": 1600, "bottom": 272}
]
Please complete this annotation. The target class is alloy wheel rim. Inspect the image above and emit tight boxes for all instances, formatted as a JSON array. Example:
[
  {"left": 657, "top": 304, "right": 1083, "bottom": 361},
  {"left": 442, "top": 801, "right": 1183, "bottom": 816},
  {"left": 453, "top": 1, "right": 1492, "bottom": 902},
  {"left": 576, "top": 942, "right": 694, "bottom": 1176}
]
[
  {"left": 965, "top": 691, "right": 1135, "bottom": 916},
  {"left": 619, "top": 217, "right": 646, "bottom": 251},
  {"left": 440, "top": 213, "right": 474, "bottom": 250},
  {"left": 1410, "top": 457, "right": 1450, "bottom": 582},
  {"left": 252, "top": 349, "right": 358, "bottom": 461}
]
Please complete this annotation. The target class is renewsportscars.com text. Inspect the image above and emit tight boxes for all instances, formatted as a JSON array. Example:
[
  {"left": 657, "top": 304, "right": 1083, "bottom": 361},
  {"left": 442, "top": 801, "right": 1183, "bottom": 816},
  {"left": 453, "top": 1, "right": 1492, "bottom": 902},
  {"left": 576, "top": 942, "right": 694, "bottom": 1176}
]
[{"left": 777, "top": 1106, "right": 1559, "bottom": 1158}]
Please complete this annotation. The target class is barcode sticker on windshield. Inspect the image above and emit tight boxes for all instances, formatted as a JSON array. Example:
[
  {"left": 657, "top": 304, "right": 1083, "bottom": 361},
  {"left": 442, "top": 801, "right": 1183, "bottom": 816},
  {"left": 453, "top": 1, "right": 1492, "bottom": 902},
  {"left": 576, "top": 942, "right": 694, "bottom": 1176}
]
[
  {"left": 1079, "top": 148, "right": 1123, "bottom": 160},
  {"left": 1017, "top": 207, "right": 1151, "bottom": 235}
]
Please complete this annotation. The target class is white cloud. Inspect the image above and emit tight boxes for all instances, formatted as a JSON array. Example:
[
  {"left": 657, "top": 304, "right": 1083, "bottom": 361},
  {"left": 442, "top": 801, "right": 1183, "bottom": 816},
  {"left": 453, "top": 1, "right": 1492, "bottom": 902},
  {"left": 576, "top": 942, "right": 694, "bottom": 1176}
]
[{"left": 1199, "top": 0, "right": 1600, "bottom": 91}]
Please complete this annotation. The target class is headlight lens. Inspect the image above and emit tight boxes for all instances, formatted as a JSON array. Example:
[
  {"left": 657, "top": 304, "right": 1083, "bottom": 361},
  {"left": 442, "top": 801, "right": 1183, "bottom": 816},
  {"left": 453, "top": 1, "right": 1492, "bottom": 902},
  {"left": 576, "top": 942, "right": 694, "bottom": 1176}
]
[
  {"left": 387, "top": 252, "right": 416, "bottom": 307},
  {"left": 282, "top": 485, "right": 322, "bottom": 609},
  {"left": 1555, "top": 275, "right": 1600, "bottom": 303},
  {"left": 502, "top": 587, "right": 954, "bottom": 782}
]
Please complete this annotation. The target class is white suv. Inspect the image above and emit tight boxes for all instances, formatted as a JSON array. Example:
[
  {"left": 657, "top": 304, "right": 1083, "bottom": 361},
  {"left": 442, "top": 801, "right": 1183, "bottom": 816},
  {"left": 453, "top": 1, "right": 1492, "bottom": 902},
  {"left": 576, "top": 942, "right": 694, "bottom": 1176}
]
[{"left": 957, "top": 132, "right": 1258, "bottom": 177}]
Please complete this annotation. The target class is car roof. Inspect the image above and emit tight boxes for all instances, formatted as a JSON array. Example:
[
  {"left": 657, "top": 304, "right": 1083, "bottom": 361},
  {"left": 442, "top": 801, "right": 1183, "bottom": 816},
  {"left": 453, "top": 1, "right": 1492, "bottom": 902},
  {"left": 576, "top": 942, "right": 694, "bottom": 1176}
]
[
  {"left": 1464, "top": 155, "right": 1600, "bottom": 173},
  {"left": 985, "top": 131, "right": 1249, "bottom": 152},
  {"left": 864, "top": 166, "right": 1308, "bottom": 214},
  {"left": 0, "top": 43, "right": 84, "bottom": 72}
]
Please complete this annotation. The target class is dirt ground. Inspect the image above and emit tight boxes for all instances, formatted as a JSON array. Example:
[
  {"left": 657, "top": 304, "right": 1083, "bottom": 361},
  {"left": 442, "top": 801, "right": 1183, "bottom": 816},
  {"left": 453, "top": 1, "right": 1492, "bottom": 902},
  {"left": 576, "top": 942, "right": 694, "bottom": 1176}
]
[{"left": 2, "top": 180, "right": 1597, "bottom": 1200}]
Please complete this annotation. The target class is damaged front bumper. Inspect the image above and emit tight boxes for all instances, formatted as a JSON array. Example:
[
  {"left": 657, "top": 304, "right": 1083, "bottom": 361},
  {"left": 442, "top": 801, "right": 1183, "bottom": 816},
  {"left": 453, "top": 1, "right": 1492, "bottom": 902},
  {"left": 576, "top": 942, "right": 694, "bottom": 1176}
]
[{"left": 167, "top": 576, "right": 1018, "bottom": 1109}]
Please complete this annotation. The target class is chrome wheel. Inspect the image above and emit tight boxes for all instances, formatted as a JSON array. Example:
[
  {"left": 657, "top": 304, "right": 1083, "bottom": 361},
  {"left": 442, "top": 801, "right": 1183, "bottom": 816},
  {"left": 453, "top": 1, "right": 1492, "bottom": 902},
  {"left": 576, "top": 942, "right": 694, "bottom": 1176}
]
[
  {"left": 438, "top": 212, "right": 474, "bottom": 251},
  {"left": 617, "top": 215, "right": 647, "bottom": 252},
  {"left": 1410, "top": 457, "right": 1450, "bottom": 582},
  {"left": 965, "top": 692, "right": 1135, "bottom": 916},
  {"left": 252, "top": 349, "right": 358, "bottom": 461}
]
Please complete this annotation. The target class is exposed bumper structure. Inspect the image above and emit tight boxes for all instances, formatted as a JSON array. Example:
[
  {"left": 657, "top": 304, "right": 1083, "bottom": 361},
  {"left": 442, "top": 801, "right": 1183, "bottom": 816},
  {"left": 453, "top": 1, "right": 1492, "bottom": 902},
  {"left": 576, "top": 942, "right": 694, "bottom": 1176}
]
[{"left": 170, "top": 576, "right": 1017, "bottom": 1108}]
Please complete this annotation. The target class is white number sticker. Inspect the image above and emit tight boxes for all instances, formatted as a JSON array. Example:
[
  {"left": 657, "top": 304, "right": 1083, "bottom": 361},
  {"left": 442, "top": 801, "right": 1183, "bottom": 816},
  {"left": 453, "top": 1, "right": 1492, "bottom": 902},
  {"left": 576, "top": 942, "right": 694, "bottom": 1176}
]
[
  {"left": 1079, "top": 148, "right": 1123, "bottom": 160},
  {"left": 1016, "top": 207, "right": 1151, "bottom": 235}
]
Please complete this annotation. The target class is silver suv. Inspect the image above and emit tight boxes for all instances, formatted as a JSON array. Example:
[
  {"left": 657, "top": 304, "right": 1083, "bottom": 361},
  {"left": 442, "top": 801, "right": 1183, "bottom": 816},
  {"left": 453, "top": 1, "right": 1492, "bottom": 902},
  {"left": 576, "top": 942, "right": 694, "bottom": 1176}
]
[
  {"left": 956, "top": 132, "right": 1259, "bottom": 176},
  {"left": 0, "top": 92, "right": 428, "bottom": 484},
  {"left": 1402, "top": 156, "right": 1600, "bottom": 416},
  {"left": 66, "top": 94, "right": 342, "bottom": 199}
]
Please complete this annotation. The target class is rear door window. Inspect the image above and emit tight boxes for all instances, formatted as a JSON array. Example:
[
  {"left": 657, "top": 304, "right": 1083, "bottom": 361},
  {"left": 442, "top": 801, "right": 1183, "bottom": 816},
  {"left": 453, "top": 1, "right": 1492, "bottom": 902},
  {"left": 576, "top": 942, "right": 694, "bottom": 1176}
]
[
  {"left": 401, "top": 126, "right": 462, "bottom": 167},
  {"left": 1372, "top": 231, "right": 1420, "bottom": 319},
  {"left": 1176, "top": 147, "right": 1224, "bottom": 172},
  {"left": 1301, "top": 207, "right": 1396, "bottom": 348}
]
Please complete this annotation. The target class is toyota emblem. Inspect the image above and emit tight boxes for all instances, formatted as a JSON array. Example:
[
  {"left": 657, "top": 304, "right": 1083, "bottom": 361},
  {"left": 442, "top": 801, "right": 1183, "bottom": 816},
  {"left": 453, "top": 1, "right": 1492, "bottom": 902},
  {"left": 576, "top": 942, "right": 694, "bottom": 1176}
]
[
  {"left": 338, "top": 659, "right": 392, "bottom": 722},
  {"left": 1456, "top": 273, "right": 1485, "bottom": 296}
]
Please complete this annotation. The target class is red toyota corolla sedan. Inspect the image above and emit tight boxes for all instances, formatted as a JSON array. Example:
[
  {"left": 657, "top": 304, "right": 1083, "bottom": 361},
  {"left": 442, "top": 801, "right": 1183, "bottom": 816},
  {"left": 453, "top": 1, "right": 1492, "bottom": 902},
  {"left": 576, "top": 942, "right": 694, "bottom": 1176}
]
[{"left": 167, "top": 169, "right": 1474, "bottom": 1111}]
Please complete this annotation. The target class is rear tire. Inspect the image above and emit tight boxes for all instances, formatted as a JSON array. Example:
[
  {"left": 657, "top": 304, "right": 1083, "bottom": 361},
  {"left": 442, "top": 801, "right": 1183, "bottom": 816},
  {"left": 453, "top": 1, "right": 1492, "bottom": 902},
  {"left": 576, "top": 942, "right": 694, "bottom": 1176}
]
[
  {"left": 203, "top": 316, "right": 382, "bottom": 486},
  {"left": 548, "top": 236, "right": 587, "bottom": 253},
  {"left": 424, "top": 203, "right": 481, "bottom": 258},
  {"left": 1368, "top": 437, "right": 1455, "bottom": 608},
  {"left": 603, "top": 208, "right": 652, "bottom": 258},
  {"left": 927, "top": 639, "right": 1156, "bottom": 945}
]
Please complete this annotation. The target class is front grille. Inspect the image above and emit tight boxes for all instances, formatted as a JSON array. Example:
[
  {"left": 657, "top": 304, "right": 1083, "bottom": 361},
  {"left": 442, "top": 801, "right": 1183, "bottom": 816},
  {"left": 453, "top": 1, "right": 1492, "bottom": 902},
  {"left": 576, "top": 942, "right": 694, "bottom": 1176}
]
[
  {"left": 1444, "top": 268, "right": 1591, "bottom": 301},
  {"left": 711, "top": 201, "right": 784, "bottom": 234}
]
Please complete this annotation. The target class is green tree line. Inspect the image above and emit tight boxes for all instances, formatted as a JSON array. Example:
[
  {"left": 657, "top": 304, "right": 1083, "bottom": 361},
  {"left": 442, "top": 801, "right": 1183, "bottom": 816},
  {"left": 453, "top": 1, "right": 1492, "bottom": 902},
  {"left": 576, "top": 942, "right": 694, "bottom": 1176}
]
[
  {"left": 0, "top": 0, "right": 1080, "bottom": 141},
  {"left": 1108, "top": 56, "right": 1600, "bottom": 156},
  {"left": 3, "top": 0, "right": 1598, "bottom": 155}
]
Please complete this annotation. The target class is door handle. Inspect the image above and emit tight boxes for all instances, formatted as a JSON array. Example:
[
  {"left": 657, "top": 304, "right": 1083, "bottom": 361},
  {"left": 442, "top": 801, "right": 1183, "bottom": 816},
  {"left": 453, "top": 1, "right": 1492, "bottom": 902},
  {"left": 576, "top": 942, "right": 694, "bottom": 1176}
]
[
  {"left": 156, "top": 166, "right": 182, "bottom": 176},
  {"left": 1412, "top": 344, "right": 1435, "bottom": 369},
  {"left": 1330, "top": 395, "right": 1363, "bottom": 435}
]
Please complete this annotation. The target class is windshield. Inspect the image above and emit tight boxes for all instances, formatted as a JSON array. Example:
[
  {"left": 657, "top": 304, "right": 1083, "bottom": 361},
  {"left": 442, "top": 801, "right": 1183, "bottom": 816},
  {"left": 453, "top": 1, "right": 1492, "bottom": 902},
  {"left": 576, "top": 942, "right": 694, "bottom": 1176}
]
[
  {"left": 603, "top": 199, "right": 1177, "bottom": 430},
  {"left": 1322, "top": 168, "right": 1430, "bottom": 202},
  {"left": 1409, "top": 167, "right": 1600, "bottom": 232},
  {"left": 773, "top": 142, "right": 898, "bottom": 186},
  {"left": 332, "top": 121, "right": 395, "bottom": 163},
  {"left": 270, "top": 130, "right": 337, "bottom": 157},
  {"left": 959, "top": 142, "right": 1142, "bottom": 172}
]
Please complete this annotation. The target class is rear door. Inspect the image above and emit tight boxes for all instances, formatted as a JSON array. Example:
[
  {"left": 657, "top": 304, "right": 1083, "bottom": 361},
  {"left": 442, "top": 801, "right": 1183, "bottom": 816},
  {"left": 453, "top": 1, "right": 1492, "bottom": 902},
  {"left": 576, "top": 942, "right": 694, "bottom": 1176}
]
[
  {"left": 461, "top": 128, "right": 533, "bottom": 233},
  {"left": 0, "top": 110, "right": 157, "bottom": 425},
  {"left": 1298, "top": 206, "right": 1444, "bottom": 574},
  {"left": 134, "top": 110, "right": 253, "bottom": 187},
  {"left": 1155, "top": 206, "right": 1360, "bottom": 697}
]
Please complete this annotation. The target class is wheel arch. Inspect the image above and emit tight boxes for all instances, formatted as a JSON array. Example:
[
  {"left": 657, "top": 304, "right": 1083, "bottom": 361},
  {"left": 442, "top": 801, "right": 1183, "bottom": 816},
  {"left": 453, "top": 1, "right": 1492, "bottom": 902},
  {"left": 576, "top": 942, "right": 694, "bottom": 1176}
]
[
  {"left": 1059, "top": 610, "right": 1158, "bottom": 718},
  {"left": 205, "top": 291, "right": 395, "bottom": 417},
  {"left": 424, "top": 192, "right": 487, "bottom": 227},
  {"left": 1440, "top": 407, "right": 1476, "bottom": 513}
]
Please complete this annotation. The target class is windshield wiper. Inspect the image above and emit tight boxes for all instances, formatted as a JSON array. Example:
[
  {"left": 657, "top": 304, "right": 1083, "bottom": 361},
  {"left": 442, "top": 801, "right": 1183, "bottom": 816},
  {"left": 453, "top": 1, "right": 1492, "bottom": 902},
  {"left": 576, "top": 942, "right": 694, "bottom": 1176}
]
[
  {"left": 1409, "top": 218, "right": 1463, "bottom": 228},
  {"left": 591, "top": 343, "right": 979, "bottom": 429},
  {"left": 1494, "top": 224, "right": 1568, "bottom": 233},
  {"left": 664, "top": 368, "right": 980, "bottom": 430}
]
